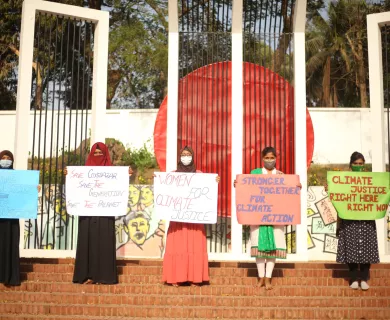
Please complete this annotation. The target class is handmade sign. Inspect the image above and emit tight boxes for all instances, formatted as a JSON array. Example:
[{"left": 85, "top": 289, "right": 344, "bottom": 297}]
[
  {"left": 66, "top": 166, "right": 129, "bottom": 216},
  {"left": 327, "top": 172, "right": 390, "bottom": 220},
  {"left": 154, "top": 172, "right": 218, "bottom": 224},
  {"left": 0, "top": 170, "right": 39, "bottom": 219},
  {"left": 311, "top": 217, "right": 336, "bottom": 234},
  {"left": 235, "top": 174, "right": 301, "bottom": 225}
]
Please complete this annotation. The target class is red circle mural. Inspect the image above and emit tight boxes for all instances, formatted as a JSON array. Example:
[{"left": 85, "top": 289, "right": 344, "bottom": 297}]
[{"left": 154, "top": 62, "right": 315, "bottom": 217}]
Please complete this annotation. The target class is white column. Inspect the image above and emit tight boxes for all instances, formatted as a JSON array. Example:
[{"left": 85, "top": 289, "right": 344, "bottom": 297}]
[
  {"left": 230, "top": 0, "right": 244, "bottom": 256},
  {"left": 166, "top": 0, "right": 179, "bottom": 172},
  {"left": 367, "top": 13, "right": 390, "bottom": 259},
  {"left": 368, "top": 14, "right": 386, "bottom": 172},
  {"left": 90, "top": 12, "right": 109, "bottom": 144},
  {"left": 14, "top": 0, "right": 37, "bottom": 170},
  {"left": 293, "top": 0, "right": 308, "bottom": 260}
]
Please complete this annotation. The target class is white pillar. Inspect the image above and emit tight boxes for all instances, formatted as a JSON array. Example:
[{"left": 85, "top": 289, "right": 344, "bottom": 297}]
[
  {"left": 368, "top": 14, "right": 386, "bottom": 172},
  {"left": 14, "top": 0, "right": 37, "bottom": 170},
  {"left": 166, "top": 0, "right": 179, "bottom": 172},
  {"left": 15, "top": 0, "right": 110, "bottom": 259},
  {"left": 90, "top": 12, "right": 109, "bottom": 144},
  {"left": 367, "top": 13, "right": 390, "bottom": 258},
  {"left": 230, "top": 0, "right": 244, "bottom": 256},
  {"left": 293, "top": 0, "right": 308, "bottom": 260}
]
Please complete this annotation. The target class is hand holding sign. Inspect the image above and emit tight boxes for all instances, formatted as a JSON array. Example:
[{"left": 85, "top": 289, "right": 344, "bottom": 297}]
[
  {"left": 327, "top": 171, "right": 390, "bottom": 220},
  {"left": 235, "top": 174, "right": 301, "bottom": 225},
  {"left": 154, "top": 172, "right": 218, "bottom": 224}
]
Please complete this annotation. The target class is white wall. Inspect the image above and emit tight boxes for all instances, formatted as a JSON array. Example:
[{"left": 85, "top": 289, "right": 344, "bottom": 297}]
[
  {"left": 309, "top": 108, "right": 375, "bottom": 164},
  {"left": 0, "top": 108, "right": 385, "bottom": 164},
  {"left": 0, "top": 109, "right": 158, "bottom": 155}
]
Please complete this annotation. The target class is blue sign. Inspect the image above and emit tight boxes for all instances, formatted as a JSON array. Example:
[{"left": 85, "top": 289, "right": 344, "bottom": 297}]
[{"left": 0, "top": 170, "right": 39, "bottom": 219}]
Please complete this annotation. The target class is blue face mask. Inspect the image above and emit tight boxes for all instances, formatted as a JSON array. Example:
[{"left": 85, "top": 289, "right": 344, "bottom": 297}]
[{"left": 0, "top": 159, "right": 12, "bottom": 168}]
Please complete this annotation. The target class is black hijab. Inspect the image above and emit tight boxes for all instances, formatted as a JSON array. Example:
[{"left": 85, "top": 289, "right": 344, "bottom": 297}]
[
  {"left": 176, "top": 146, "right": 196, "bottom": 173},
  {"left": 0, "top": 150, "right": 14, "bottom": 169}
]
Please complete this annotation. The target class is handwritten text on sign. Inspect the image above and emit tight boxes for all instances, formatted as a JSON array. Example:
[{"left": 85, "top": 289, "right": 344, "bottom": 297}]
[
  {"left": 327, "top": 172, "right": 390, "bottom": 220},
  {"left": 235, "top": 174, "right": 301, "bottom": 225},
  {"left": 0, "top": 170, "right": 39, "bottom": 219},
  {"left": 154, "top": 172, "right": 218, "bottom": 224},
  {"left": 66, "top": 166, "right": 129, "bottom": 217}
]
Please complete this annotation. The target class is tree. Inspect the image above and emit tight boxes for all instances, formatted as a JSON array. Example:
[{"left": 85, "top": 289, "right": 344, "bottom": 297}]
[{"left": 306, "top": 0, "right": 383, "bottom": 108}]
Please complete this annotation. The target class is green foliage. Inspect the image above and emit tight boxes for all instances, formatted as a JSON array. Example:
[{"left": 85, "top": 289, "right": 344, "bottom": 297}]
[
  {"left": 305, "top": 0, "right": 384, "bottom": 108},
  {"left": 307, "top": 163, "right": 372, "bottom": 186},
  {"left": 124, "top": 141, "right": 158, "bottom": 174}
]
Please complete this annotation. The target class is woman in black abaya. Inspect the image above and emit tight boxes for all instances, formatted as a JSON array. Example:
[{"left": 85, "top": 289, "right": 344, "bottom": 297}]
[
  {"left": 68, "top": 143, "right": 118, "bottom": 284},
  {"left": 0, "top": 150, "right": 20, "bottom": 286}
]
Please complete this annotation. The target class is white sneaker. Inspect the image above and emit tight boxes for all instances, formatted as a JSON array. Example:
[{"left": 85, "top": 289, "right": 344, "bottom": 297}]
[
  {"left": 350, "top": 281, "right": 359, "bottom": 289},
  {"left": 361, "top": 281, "right": 369, "bottom": 291}
]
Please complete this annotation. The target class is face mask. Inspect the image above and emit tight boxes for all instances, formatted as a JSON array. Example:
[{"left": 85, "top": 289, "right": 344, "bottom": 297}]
[
  {"left": 181, "top": 156, "right": 192, "bottom": 166},
  {"left": 351, "top": 165, "right": 364, "bottom": 172},
  {"left": 0, "top": 159, "right": 12, "bottom": 168},
  {"left": 264, "top": 160, "right": 276, "bottom": 170}
]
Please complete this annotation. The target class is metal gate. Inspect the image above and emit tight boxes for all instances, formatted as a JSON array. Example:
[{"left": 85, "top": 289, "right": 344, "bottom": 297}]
[
  {"left": 381, "top": 24, "right": 390, "bottom": 249},
  {"left": 178, "top": 0, "right": 233, "bottom": 253},
  {"left": 24, "top": 12, "right": 95, "bottom": 250},
  {"left": 242, "top": 0, "right": 296, "bottom": 253}
]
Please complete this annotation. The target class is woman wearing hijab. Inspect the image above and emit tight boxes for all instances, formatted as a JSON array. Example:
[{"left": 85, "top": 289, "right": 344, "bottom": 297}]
[
  {"left": 0, "top": 150, "right": 21, "bottom": 286},
  {"left": 162, "top": 146, "right": 220, "bottom": 286},
  {"left": 65, "top": 142, "right": 124, "bottom": 284}
]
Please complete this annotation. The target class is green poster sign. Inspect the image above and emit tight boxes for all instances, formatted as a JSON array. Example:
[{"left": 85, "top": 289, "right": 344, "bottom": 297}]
[{"left": 327, "top": 172, "right": 390, "bottom": 220}]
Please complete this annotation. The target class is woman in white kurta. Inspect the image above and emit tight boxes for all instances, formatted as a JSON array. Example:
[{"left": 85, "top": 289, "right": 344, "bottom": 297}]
[{"left": 235, "top": 146, "right": 300, "bottom": 290}]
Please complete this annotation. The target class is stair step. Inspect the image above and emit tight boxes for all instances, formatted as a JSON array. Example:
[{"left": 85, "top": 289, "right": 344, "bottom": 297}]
[{"left": 16, "top": 272, "right": 390, "bottom": 287}]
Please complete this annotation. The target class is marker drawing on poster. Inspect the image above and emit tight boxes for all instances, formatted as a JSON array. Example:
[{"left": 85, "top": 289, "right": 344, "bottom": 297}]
[
  {"left": 154, "top": 172, "right": 218, "bottom": 224},
  {"left": 66, "top": 166, "right": 129, "bottom": 217},
  {"left": 235, "top": 174, "right": 301, "bottom": 225}
]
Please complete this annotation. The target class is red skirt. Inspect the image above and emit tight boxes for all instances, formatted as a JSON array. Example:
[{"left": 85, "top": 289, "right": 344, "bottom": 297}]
[{"left": 162, "top": 222, "right": 209, "bottom": 284}]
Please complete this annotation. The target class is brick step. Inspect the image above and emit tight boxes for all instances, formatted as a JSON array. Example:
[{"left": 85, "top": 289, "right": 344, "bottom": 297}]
[
  {"left": 1, "top": 303, "right": 389, "bottom": 319},
  {"left": 21, "top": 265, "right": 390, "bottom": 281},
  {"left": 17, "top": 272, "right": 390, "bottom": 287},
  {"left": 20, "top": 258, "right": 390, "bottom": 269},
  {"left": 1, "top": 292, "right": 390, "bottom": 308},
  {"left": 19, "top": 264, "right": 390, "bottom": 277},
  {"left": 2, "top": 282, "right": 390, "bottom": 296}
]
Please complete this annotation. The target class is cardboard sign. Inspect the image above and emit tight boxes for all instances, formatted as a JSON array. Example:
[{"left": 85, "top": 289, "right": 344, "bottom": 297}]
[
  {"left": 235, "top": 174, "right": 301, "bottom": 225},
  {"left": 66, "top": 166, "right": 129, "bottom": 217},
  {"left": 327, "top": 172, "right": 390, "bottom": 220},
  {"left": 154, "top": 172, "right": 218, "bottom": 224},
  {"left": 0, "top": 170, "right": 39, "bottom": 219}
]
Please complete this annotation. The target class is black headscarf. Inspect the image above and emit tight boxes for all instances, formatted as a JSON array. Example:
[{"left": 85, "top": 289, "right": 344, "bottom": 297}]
[
  {"left": 176, "top": 146, "right": 196, "bottom": 173},
  {"left": 0, "top": 150, "right": 14, "bottom": 169}
]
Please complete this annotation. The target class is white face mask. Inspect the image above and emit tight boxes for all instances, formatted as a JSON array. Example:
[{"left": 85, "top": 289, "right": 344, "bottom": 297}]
[
  {"left": 0, "top": 159, "right": 12, "bottom": 168},
  {"left": 181, "top": 156, "right": 192, "bottom": 166}
]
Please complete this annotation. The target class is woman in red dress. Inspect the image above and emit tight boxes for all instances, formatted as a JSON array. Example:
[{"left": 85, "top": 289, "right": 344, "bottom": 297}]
[{"left": 162, "top": 146, "right": 219, "bottom": 286}]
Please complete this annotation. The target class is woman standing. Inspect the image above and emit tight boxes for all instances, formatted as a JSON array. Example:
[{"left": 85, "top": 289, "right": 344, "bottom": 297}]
[
  {"left": 68, "top": 142, "right": 130, "bottom": 284},
  {"left": 0, "top": 150, "right": 20, "bottom": 286},
  {"left": 336, "top": 152, "right": 379, "bottom": 291},
  {"left": 234, "top": 147, "right": 300, "bottom": 290},
  {"left": 162, "top": 146, "right": 220, "bottom": 286}
]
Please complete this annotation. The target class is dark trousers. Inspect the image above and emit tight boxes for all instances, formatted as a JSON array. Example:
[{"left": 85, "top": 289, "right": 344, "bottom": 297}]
[{"left": 348, "top": 263, "right": 370, "bottom": 282}]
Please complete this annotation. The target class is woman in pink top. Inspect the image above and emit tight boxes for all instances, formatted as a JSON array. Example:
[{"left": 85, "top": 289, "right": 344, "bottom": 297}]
[{"left": 162, "top": 146, "right": 219, "bottom": 286}]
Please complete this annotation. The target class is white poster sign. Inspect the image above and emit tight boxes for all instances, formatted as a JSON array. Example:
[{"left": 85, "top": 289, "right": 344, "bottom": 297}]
[
  {"left": 154, "top": 172, "right": 218, "bottom": 224},
  {"left": 66, "top": 166, "right": 129, "bottom": 217}
]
